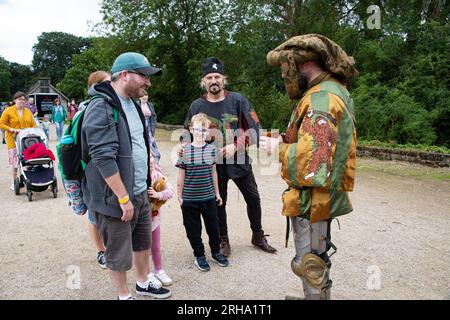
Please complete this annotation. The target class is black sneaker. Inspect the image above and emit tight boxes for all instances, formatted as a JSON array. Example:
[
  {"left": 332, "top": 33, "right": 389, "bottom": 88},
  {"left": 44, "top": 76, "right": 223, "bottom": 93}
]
[
  {"left": 194, "top": 256, "right": 210, "bottom": 271},
  {"left": 212, "top": 253, "right": 229, "bottom": 267},
  {"left": 97, "top": 251, "right": 107, "bottom": 269},
  {"left": 136, "top": 282, "right": 172, "bottom": 299}
]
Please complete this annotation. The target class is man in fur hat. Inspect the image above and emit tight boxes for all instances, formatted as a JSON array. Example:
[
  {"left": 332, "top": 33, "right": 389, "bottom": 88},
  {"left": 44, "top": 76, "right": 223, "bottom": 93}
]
[{"left": 261, "top": 34, "right": 358, "bottom": 300}]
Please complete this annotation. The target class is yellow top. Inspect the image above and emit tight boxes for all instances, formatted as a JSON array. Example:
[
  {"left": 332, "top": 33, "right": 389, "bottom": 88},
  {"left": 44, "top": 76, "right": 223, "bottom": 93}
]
[{"left": 0, "top": 105, "right": 37, "bottom": 149}]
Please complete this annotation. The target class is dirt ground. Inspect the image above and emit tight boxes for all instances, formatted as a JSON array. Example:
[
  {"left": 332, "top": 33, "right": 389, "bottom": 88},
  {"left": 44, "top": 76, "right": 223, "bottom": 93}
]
[{"left": 0, "top": 127, "right": 449, "bottom": 300}]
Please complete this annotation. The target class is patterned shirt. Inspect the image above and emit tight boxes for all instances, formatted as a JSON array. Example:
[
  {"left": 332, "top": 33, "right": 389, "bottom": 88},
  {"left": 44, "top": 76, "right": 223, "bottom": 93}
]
[{"left": 176, "top": 143, "right": 217, "bottom": 202}]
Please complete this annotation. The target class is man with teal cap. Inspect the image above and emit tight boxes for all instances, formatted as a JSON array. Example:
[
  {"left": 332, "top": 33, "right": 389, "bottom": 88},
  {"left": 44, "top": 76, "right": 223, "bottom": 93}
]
[{"left": 81, "top": 52, "right": 171, "bottom": 300}]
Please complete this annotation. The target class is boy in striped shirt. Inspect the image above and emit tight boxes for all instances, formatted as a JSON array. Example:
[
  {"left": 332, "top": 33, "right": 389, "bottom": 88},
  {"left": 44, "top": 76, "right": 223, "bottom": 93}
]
[{"left": 176, "top": 113, "right": 229, "bottom": 271}]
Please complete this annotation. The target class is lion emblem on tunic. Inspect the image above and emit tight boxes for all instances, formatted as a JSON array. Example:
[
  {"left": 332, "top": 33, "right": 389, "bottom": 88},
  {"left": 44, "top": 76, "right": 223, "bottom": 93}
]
[{"left": 302, "top": 110, "right": 336, "bottom": 180}]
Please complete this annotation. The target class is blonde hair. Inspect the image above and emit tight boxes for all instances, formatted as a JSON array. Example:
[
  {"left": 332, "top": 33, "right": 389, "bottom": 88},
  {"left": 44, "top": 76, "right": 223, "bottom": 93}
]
[
  {"left": 190, "top": 113, "right": 211, "bottom": 128},
  {"left": 87, "top": 71, "right": 111, "bottom": 88}
]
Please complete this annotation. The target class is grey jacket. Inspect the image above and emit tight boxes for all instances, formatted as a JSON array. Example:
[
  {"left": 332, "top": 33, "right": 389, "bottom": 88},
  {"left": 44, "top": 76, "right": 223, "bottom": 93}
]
[{"left": 81, "top": 82, "right": 151, "bottom": 218}]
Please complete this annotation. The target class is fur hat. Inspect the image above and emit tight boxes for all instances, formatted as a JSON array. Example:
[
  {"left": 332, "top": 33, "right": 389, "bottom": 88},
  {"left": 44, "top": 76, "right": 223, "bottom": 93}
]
[{"left": 267, "top": 34, "right": 358, "bottom": 98}]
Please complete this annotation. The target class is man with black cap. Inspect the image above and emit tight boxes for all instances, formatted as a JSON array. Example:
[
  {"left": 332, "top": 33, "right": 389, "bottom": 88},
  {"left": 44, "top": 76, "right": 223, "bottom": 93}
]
[
  {"left": 81, "top": 52, "right": 171, "bottom": 300},
  {"left": 183, "top": 57, "right": 277, "bottom": 257}
]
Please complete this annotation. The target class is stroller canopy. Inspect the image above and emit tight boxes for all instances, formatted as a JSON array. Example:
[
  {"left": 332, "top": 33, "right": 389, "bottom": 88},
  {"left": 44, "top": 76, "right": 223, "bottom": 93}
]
[{"left": 15, "top": 128, "right": 48, "bottom": 154}]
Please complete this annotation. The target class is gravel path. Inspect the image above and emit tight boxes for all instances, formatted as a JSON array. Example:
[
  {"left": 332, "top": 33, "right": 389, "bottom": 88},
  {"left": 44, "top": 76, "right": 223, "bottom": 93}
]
[{"left": 0, "top": 127, "right": 449, "bottom": 300}]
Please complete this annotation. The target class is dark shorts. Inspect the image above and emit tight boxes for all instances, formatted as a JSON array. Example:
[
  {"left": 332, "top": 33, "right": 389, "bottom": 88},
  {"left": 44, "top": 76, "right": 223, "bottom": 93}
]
[{"left": 94, "top": 192, "right": 152, "bottom": 272}]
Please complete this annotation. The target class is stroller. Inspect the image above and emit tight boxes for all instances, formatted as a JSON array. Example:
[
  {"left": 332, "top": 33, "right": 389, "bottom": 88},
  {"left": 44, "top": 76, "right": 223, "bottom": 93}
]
[{"left": 14, "top": 128, "right": 58, "bottom": 201}]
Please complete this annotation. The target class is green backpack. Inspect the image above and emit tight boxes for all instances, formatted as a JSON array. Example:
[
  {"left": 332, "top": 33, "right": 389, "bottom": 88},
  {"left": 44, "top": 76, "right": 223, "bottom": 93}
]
[{"left": 57, "top": 95, "right": 118, "bottom": 181}]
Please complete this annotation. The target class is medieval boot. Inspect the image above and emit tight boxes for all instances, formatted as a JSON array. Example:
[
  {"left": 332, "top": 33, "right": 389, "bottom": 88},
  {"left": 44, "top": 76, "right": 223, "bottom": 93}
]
[
  {"left": 285, "top": 295, "right": 304, "bottom": 300},
  {"left": 251, "top": 230, "right": 277, "bottom": 253},
  {"left": 320, "top": 280, "right": 332, "bottom": 300},
  {"left": 220, "top": 236, "right": 231, "bottom": 257},
  {"left": 320, "top": 289, "right": 331, "bottom": 300},
  {"left": 304, "top": 294, "right": 321, "bottom": 300}
]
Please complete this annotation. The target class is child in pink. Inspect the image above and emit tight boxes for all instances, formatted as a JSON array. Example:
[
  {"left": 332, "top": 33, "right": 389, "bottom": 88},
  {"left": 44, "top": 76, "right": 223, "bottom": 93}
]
[{"left": 147, "top": 155, "right": 174, "bottom": 287}]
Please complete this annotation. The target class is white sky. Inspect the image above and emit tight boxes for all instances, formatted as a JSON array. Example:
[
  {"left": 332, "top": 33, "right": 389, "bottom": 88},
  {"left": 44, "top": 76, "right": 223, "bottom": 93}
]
[{"left": 0, "top": 0, "right": 103, "bottom": 65}]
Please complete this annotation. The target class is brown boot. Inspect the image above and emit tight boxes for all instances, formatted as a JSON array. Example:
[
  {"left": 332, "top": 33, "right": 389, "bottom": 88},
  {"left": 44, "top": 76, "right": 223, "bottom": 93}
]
[
  {"left": 220, "top": 236, "right": 231, "bottom": 257},
  {"left": 251, "top": 230, "right": 277, "bottom": 253}
]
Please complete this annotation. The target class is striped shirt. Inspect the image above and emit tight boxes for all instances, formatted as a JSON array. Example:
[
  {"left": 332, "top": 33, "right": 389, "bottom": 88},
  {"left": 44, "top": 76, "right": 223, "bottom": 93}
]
[{"left": 176, "top": 143, "right": 217, "bottom": 202}]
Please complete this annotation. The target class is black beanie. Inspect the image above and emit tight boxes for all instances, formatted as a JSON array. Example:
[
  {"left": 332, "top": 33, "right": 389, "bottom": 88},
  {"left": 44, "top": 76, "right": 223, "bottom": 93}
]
[{"left": 201, "top": 57, "right": 224, "bottom": 77}]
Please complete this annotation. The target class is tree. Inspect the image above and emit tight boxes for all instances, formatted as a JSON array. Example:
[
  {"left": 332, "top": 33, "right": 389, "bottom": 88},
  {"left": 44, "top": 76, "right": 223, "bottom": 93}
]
[
  {"left": 398, "top": 21, "right": 450, "bottom": 146},
  {"left": 32, "top": 32, "right": 91, "bottom": 85},
  {"left": 0, "top": 56, "right": 11, "bottom": 100},
  {"left": 98, "top": 0, "right": 234, "bottom": 123},
  {"left": 9, "top": 63, "right": 33, "bottom": 95},
  {"left": 58, "top": 0, "right": 449, "bottom": 147},
  {"left": 58, "top": 37, "right": 117, "bottom": 100}
]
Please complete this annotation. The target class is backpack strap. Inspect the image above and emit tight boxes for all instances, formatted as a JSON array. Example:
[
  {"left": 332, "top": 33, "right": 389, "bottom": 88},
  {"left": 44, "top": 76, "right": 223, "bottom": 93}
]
[{"left": 79, "top": 95, "right": 119, "bottom": 169}]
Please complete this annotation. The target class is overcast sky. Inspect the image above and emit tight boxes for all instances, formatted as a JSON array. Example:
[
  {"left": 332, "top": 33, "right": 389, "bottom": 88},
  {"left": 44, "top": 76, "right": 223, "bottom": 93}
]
[{"left": 0, "top": 0, "right": 103, "bottom": 65}]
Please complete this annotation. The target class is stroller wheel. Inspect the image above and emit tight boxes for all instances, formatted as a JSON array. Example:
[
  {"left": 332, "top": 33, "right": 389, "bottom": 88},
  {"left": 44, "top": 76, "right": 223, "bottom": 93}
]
[
  {"left": 52, "top": 186, "right": 57, "bottom": 198},
  {"left": 27, "top": 191, "right": 33, "bottom": 202},
  {"left": 14, "top": 178, "right": 20, "bottom": 195},
  {"left": 52, "top": 178, "right": 58, "bottom": 198}
]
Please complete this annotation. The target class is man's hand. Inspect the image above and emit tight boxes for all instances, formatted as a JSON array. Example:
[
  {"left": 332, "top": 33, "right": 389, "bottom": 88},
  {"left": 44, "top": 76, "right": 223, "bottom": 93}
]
[
  {"left": 177, "top": 142, "right": 188, "bottom": 158},
  {"left": 120, "top": 201, "right": 134, "bottom": 222},
  {"left": 178, "top": 196, "right": 183, "bottom": 206},
  {"left": 219, "top": 144, "right": 237, "bottom": 159},
  {"left": 216, "top": 195, "right": 223, "bottom": 206},
  {"left": 147, "top": 187, "right": 159, "bottom": 199},
  {"left": 259, "top": 136, "right": 282, "bottom": 156}
]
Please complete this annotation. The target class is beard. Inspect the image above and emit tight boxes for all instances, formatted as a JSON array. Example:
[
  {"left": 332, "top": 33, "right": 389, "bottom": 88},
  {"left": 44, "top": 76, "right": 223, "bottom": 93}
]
[
  {"left": 208, "top": 83, "right": 222, "bottom": 95},
  {"left": 126, "top": 81, "right": 148, "bottom": 99},
  {"left": 298, "top": 71, "right": 309, "bottom": 91}
]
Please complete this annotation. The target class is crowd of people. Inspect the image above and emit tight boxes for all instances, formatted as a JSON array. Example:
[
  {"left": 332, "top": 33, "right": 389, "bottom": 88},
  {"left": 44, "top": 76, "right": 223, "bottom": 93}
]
[{"left": 0, "top": 33, "right": 357, "bottom": 300}]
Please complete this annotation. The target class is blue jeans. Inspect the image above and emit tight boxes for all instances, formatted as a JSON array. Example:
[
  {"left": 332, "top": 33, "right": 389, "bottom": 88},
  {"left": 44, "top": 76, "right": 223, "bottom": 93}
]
[{"left": 55, "top": 122, "right": 64, "bottom": 141}]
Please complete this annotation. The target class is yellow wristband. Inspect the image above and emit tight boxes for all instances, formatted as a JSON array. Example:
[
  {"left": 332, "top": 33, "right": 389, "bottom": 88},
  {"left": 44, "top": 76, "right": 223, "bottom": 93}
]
[{"left": 118, "top": 195, "right": 129, "bottom": 205}]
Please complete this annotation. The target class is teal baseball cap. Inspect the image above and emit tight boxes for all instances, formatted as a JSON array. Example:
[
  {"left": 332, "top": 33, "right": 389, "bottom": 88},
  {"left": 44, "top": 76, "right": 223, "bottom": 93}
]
[{"left": 111, "top": 52, "right": 162, "bottom": 76}]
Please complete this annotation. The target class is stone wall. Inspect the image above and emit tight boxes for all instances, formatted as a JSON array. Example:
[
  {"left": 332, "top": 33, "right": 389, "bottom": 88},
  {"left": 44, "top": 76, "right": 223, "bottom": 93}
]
[
  {"left": 157, "top": 122, "right": 183, "bottom": 131},
  {"left": 156, "top": 123, "right": 450, "bottom": 168},
  {"left": 356, "top": 145, "right": 450, "bottom": 168}
]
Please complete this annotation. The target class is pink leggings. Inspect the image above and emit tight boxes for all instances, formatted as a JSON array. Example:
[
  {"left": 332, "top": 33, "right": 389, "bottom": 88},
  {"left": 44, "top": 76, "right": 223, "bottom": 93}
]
[{"left": 150, "top": 226, "right": 162, "bottom": 272}]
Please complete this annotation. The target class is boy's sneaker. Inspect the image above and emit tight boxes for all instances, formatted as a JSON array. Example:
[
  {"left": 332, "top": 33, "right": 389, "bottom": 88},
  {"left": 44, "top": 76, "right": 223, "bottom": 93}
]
[
  {"left": 136, "top": 282, "right": 172, "bottom": 299},
  {"left": 194, "top": 256, "right": 210, "bottom": 272},
  {"left": 97, "top": 251, "right": 107, "bottom": 269},
  {"left": 212, "top": 253, "right": 229, "bottom": 267},
  {"left": 155, "top": 270, "right": 173, "bottom": 286},
  {"left": 148, "top": 272, "right": 162, "bottom": 288},
  {"left": 117, "top": 296, "right": 135, "bottom": 300}
]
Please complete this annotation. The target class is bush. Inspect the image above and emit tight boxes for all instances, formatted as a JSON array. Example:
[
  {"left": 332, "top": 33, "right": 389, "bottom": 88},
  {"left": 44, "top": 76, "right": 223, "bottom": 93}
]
[{"left": 353, "top": 73, "right": 436, "bottom": 145}]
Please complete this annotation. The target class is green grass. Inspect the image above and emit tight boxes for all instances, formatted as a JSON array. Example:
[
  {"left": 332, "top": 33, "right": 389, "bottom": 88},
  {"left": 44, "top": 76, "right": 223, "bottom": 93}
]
[
  {"left": 357, "top": 158, "right": 450, "bottom": 181},
  {"left": 358, "top": 140, "right": 450, "bottom": 154}
]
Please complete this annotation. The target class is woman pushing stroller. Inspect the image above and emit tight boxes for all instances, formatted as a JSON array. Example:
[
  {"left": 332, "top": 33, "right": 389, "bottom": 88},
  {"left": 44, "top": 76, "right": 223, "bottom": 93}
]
[{"left": 0, "top": 91, "right": 37, "bottom": 191}]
